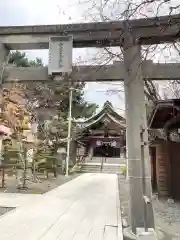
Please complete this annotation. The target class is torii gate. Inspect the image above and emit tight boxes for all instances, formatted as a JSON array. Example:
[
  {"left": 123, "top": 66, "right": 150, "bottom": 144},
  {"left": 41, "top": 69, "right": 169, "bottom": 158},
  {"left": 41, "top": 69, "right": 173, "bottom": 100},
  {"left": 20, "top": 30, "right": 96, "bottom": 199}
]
[
  {"left": 2, "top": 60, "right": 180, "bottom": 82},
  {"left": 0, "top": 13, "right": 180, "bottom": 235}
]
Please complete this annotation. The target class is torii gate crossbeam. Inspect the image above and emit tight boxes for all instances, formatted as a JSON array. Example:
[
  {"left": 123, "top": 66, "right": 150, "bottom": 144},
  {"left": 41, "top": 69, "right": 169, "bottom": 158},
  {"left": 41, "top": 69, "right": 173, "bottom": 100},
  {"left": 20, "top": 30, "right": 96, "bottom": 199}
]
[
  {"left": 2, "top": 60, "right": 180, "bottom": 83},
  {"left": 0, "top": 13, "right": 179, "bottom": 48}
]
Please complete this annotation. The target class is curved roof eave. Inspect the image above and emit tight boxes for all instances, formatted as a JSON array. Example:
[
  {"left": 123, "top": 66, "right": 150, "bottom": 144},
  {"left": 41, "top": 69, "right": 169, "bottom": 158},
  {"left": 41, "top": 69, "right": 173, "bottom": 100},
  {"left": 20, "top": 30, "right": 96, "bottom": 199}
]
[
  {"left": 81, "top": 113, "right": 106, "bottom": 130},
  {"left": 79, "top": 112, "right": 126, "bottom": 132},
  {"left": 82, "top": 101, "right": 125, "bottom": 125},
  {"left": 107, "top": 114, "right": 126, "bottom": 128}
]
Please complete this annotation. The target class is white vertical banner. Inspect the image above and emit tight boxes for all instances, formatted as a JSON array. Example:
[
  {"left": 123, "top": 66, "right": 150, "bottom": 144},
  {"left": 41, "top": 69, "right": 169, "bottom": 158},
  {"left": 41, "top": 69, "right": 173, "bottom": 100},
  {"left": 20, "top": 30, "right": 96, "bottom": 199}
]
[{"left": 48, "top": 36, "right": 73, "bottom": 75}]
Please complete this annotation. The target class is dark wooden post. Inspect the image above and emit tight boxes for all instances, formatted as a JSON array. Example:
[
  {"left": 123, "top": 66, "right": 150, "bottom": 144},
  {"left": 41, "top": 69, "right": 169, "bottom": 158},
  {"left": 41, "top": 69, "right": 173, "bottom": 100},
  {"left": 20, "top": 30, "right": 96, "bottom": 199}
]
[{"left": 166, "top": 133, "right": 172, "bottom": 198}]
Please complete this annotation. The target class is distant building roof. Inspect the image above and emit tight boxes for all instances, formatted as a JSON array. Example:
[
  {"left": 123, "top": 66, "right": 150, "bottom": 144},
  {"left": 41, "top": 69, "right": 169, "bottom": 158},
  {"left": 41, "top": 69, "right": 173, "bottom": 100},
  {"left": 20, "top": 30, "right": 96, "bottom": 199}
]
[
  {"left": 78, "top": 101, "right": 125, "bottom": 129},
  {"left": 149, "top": 99, "right": 180, "bottom": 129},
  {"left": 148, "top": 99, "right": 180, "bottom": 143}
]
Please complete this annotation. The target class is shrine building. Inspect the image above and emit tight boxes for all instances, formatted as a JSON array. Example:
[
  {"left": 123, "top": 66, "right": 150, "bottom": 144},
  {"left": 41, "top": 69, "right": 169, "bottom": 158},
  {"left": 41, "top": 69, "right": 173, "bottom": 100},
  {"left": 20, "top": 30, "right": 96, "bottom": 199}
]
[{"left": 75, "top": 101, "right": 126, "bottom": 161}]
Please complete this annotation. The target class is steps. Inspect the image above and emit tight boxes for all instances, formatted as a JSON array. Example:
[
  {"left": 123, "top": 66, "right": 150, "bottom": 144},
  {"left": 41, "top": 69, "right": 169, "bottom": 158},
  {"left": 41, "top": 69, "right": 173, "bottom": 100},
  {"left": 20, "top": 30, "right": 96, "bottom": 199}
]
[
  {"left": 77, "top": 162, "right": 126, "bottom": 174},
  {"left": 89, "top": 157, "right": 126, "bottom": 165}
]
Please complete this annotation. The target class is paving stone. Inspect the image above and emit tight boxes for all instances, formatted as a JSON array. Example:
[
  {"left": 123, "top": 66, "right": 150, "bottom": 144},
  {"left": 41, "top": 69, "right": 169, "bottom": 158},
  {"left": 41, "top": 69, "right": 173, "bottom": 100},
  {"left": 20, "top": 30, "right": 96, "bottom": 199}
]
[{"left": 0, "top": 173, "right": 123, "bottom": 240}]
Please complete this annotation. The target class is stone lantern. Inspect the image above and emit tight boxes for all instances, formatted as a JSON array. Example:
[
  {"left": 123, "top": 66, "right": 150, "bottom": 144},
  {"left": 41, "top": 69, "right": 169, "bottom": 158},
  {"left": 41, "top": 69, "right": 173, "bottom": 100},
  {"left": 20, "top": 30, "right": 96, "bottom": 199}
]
[
  {"left": 57, "top": 147, "right": 67, "bottom": 174},
  {"left": 19, "top": 120, "right": 38, "bottom": 186}
]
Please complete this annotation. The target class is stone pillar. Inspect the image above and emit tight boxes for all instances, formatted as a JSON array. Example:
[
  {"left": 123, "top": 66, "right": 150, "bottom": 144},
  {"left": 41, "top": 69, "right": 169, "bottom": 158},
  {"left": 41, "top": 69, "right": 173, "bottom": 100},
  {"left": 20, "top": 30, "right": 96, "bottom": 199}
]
[
  {"left": 123, "top": 33, "right": 154, "bottom": 233},
  {"left": 0, "top": 43, "right": 10, "bottom": 88},
  {"left": 0, "top": 135, "right": 3, "bottom": 164},
  {"left": 88, "top": 146, "right": 93, "bottom": 161},
  {"left": 0, "top": 43, "right": 10, "bottom": 156},
  {"left": 120, "top": 146, "right": 123, "bottom": 158},
  {"left": 69, "top": 140, "right": 77, "bottom": 166},
  {"left": 0, "top": 43, "right": 9, "bottom": 63},
  {"left": 0, "top": 43, "right": 10, "bottom": 109}
]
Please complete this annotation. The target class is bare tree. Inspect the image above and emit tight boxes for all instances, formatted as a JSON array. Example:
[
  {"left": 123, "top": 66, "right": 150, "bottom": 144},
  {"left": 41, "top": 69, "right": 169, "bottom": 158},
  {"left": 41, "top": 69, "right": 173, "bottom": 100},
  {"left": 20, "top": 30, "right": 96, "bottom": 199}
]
[{"left": 75, "top": 0, "right": 180, "bottom": 104}]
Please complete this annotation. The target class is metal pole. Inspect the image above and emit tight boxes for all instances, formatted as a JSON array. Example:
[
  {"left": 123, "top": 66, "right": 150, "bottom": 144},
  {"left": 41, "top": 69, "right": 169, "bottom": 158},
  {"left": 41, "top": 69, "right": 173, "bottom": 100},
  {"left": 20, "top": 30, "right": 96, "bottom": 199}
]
[{"left": 65, "top": 87, "right": 73, "bottom": 176}]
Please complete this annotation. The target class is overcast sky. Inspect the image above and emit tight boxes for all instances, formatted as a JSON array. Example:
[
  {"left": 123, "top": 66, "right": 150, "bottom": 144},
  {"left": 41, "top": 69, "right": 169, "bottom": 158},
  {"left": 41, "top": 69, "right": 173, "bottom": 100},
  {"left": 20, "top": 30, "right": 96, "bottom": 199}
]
[
  {"left": 0, "top": 0, "right": 179, "bottom": 115},
  {"left": 0, "top": 0, "right": 125, "bottom": 115}
]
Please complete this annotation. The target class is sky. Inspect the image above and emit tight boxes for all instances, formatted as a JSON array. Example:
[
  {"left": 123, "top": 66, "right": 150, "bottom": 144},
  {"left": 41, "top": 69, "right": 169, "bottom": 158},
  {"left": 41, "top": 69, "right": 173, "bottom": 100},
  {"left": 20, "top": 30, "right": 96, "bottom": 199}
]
[
  {"left": 0, "top": 0, "right": 179, "bottom": 116},
  {"left": 0, "top": 0, "right": 125, "bottom": 115}
]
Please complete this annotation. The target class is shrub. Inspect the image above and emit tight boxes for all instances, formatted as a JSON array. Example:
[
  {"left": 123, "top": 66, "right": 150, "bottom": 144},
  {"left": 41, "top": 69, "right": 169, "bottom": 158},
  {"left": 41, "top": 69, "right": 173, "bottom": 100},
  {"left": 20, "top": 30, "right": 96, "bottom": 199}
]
[{"left": 121, "top": 167, "right": 127, "bottom": 176}]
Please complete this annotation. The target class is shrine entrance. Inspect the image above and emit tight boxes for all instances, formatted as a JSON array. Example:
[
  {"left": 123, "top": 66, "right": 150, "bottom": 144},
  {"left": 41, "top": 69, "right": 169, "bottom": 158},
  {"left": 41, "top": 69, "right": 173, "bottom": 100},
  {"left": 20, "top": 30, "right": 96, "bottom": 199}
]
[{"left": 93, "top": 145, "right": 120, "bottom": 158}]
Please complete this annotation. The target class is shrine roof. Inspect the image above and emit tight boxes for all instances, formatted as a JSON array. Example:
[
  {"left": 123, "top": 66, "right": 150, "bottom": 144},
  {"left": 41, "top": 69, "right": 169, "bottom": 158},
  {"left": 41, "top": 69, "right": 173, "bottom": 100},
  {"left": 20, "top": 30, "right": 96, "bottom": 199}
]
[
  {"left": 78, "top": 101, "right": 125, "bottom": 129},
  {"left": 82, "top": 112, "right": 126, "bottom": 130},
  {"left": 149, "top": 99, "right": 180, "bottom": 129}
]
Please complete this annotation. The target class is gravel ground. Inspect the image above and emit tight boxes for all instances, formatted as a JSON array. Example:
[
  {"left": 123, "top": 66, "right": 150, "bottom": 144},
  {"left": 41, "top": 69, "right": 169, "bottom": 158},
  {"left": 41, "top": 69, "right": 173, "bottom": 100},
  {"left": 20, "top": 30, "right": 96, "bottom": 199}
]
[
  {"left": 119, "top": 177, "right": 180, "bottom": 240},
  {"left": 0, "top": 172, "right": 79, "bottom": 218},
  {"left": 0, "top": 172, "right": 79, "bottom": 194}
]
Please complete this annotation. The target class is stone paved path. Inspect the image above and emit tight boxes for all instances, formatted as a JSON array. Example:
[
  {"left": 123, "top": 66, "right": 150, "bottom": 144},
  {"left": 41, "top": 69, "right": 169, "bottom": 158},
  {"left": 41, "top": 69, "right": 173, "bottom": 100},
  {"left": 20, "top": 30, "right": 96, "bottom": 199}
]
[
  {"left": 0, "top": 173, "right": 122, "bottom": 240},
  {"left": 0, "top": 193, "right": 42, "bottom": 208}
]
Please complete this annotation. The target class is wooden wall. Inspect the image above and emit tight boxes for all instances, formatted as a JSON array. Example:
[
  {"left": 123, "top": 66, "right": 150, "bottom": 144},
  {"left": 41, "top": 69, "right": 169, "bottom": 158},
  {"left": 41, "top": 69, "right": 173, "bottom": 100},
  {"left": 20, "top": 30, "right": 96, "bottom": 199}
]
[
  {"left": 151, "top": 139, "right": 180, "bottom": 200},
  {"left": 155, "top": 141, "right": 169, "bottom": 196},
  {"left": 169, "top": 141, "right": 180, "bottom": 200},
  {"left": 150, "top": 140, "right": 169, "bottom": 197}
]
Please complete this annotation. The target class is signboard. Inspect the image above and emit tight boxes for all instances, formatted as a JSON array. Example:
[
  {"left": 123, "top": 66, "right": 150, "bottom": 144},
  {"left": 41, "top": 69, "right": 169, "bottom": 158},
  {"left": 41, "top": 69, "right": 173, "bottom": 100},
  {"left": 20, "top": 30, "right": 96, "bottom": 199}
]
[
  {"left": 57, "top": 147, "right": 66, "bottom": 154},
  {"left": 48, "top": 36, "right": 73, "bottom": 75},
  {"left": 77, "top": 147, "right": 85, "bottom": 156},
  {"left": 96, "top": 140, "right": 117, "bottom": 147},
  {"left": 27, "top": 148, "right": 34, "bottom": 163}
]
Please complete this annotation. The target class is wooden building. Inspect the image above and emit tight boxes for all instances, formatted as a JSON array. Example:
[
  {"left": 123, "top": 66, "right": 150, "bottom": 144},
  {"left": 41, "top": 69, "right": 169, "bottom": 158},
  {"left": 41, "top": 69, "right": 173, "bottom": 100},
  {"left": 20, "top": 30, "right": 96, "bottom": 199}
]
[
  {"left": 149, "top": 100, "right": 180, "bottom": 200},
  {"left": 76, "top": 101, "right": 126, "bottom": 161}
]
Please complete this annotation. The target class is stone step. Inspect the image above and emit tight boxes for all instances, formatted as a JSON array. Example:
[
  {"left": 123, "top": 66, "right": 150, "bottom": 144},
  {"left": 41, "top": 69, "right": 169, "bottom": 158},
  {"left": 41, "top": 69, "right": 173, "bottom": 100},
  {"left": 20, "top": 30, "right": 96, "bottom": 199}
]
[
  {"left": 87, "top": 158, "right": 126, "bottom": 165},
  {"left": 77, "top": 163, "right": 125, "bottom": 174},
  {"left": 80, "top": 167, "right": 122, "bottom": 171},
  {"left": 79, "top": 171, "right": 120, "bottom": 173},
  {"left": 79, "top": 169, "right": 121, "bottom": 174},
  {"left": 79, "top": 164, "right": 125, "bottom": 168}
]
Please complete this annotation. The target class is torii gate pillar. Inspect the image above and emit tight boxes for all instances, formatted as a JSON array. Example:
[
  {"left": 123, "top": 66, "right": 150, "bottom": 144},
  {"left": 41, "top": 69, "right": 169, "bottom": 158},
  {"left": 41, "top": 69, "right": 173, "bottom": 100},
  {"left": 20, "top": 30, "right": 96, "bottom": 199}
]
[
  {"left": 0, "top": 43, "right": 10, "bottom": 98},
  {"left": 0, "top": 43, "right": 10, "bottom": 156},
  {"left": 0, "top": 43, "right": 10, "bottom": 116},
  {"left": 123, "top": 35, "right": 155, "bottom": 233},
  {"left": 0, "top": 43, "right": 9, "bottom": 63}
]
